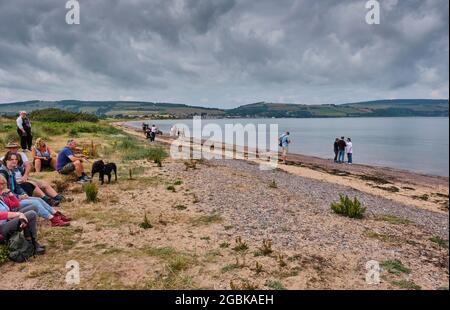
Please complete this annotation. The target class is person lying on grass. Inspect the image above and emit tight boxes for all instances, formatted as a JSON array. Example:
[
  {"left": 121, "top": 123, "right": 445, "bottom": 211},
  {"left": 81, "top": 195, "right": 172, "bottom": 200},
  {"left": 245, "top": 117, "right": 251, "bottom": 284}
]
[
  {"left": 31, "top": 138, "right": 57, "bottom": 172},
  {"left": 56, "top": 139, "right": 91, "bottom": 184},
  {"left": 1, "top": 141, "right": 64, "bottom": 206},
  {"left": 0, "top": 155, "right": 70, "bottom": 227}
]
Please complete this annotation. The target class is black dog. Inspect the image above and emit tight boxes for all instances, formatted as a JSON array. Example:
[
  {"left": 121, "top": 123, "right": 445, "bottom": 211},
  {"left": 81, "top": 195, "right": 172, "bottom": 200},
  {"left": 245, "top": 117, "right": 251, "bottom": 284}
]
[{"left": 91, "top": 160, "right": 117, "bottom": 185}]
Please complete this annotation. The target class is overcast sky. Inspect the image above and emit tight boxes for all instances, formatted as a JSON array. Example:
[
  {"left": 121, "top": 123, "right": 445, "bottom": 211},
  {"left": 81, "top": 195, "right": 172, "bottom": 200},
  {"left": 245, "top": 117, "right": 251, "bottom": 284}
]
[{"left": 0, "top": 0, "right": 448, "bottom": 108}]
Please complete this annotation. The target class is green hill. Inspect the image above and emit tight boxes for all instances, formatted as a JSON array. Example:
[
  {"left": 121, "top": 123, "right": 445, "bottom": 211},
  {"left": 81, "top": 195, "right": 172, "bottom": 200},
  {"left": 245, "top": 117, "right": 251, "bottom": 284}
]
[{"left": 0, "top": 99, "right": 447, "bottom": 118}]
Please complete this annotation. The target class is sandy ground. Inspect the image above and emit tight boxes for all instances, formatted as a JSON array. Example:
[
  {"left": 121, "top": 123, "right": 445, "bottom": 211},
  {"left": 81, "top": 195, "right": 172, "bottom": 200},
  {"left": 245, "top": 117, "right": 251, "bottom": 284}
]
[{"left": 0, "top": 123, "right": 448, "bottom": 290}]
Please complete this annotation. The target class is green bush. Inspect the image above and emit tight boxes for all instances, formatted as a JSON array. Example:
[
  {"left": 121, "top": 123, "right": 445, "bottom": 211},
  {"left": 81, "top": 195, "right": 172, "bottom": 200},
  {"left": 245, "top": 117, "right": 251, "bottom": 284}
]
[
  {"left": 30, "top": 108, "right": 98, "bottom": 123},
  {"left": 331, "top": 194, "right": 366, "bottom": 219},
  {"left": 83, "top": 182, "right": 98, "bottom": 203}
]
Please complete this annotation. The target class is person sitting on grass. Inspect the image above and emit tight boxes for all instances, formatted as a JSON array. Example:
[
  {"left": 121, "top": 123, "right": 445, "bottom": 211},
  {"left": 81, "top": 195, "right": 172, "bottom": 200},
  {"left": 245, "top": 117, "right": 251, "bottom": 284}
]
[
  {"left": 31, "top": 138, "right": 57, "bottom": 172},
  {"left": 56, "top": 139, "right": 91, "bottom": 184},
  {"left": 1, "top": 141, "right": 64, "bottom": 206},
  {"left": 0, "top": 154, "right": 70, "bottom": 227},
  {"left": 0, "top": 175, "right": 45, "bottom": 254}
]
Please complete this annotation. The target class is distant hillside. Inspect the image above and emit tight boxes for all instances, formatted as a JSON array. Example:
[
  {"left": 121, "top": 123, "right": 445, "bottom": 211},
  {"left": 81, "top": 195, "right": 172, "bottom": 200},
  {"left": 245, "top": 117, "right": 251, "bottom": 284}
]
[
  {"left": 0, "top": 100, "right": 225, "bottom": 119},
  {"left": 0, "top": 99, "right": 447, "bottom": 118},
  {"left": 225, "top": 99, "right": 449, "bottom": 118}
]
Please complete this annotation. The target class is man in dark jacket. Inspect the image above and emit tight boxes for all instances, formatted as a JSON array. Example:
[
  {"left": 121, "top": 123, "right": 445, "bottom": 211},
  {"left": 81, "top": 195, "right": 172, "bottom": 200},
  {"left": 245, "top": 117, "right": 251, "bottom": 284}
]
[
  {"left": 16, "top": 111, "right": 32, "bottom": 152},
  {"left": 333, "top": 138, "right": 339, "bottom": 162},
  {"left": 337, "top": 136, "right": 347, "bottom": 163}
]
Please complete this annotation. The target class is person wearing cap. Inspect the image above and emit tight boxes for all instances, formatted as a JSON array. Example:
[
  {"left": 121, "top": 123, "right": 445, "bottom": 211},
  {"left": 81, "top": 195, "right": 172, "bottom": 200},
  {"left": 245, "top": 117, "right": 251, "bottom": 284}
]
[
  {"left": 1, "top": 141, "right": 64, "bottom": 206},
  {"left": 56, "top": 139, "right": 91, "bottom": 183},
  {"left": 16, "top": 111, "right": 33, "bottom": 152}
]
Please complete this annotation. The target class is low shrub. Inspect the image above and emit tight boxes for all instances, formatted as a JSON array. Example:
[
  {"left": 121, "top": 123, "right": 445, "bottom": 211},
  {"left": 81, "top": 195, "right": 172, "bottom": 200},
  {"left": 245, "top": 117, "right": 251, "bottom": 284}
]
[
  {"left": 331, "top": 194, "right": 366, "bottom": 219},
  {"left": 83, "top": 182, "right": 98, "bottom": 203}
]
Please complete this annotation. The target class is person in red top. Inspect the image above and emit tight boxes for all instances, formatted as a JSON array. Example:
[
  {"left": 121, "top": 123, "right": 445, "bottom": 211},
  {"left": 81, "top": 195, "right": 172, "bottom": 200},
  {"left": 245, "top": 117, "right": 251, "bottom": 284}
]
[{"left": 0, "top": 174, "right": 45, "bottom": 254}]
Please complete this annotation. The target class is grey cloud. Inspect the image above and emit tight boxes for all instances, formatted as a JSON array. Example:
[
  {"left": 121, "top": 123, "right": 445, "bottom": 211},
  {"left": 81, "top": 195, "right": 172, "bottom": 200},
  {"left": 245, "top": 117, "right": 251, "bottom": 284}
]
[{"left": 0, "top": 0, "right": 448, "bottom": 107}]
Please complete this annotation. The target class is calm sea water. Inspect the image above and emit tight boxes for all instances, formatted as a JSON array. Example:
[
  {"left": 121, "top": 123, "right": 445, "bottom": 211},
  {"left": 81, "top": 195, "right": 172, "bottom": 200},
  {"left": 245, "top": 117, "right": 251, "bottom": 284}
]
[{"left": 127, "top": 117, "right": 449, "bottom": 177}]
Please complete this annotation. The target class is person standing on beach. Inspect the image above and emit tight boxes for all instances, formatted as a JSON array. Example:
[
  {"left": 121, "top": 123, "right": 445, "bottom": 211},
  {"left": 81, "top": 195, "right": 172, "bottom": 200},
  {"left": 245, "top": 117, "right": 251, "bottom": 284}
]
[
  {"left": 346, "top": 138, "right": 353, "bottom": 164},
  {"left": 150, "top": 124, "right": 157, "bottom": 142},
  {"left": 337, "top": 136, "right": 347, "bottom": 163},
  {"left": 333, "top": 138, "right": 339, "bottom": 162},
  {"left": 279, "top": 132, "right": 291, "bottom": 164},
  {"left": 16, "top": 111, "right": 32, "bottom": 152}
]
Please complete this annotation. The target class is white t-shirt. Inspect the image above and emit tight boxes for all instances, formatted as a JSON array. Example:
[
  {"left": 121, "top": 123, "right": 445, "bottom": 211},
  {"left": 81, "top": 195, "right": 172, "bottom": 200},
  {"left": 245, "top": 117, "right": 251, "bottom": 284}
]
[{"left": 346, "top": 142, "right": 353, "bottom": 154}]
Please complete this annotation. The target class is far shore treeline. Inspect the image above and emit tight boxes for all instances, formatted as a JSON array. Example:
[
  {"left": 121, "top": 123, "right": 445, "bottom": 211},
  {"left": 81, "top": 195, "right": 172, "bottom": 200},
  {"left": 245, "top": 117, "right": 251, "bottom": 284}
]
[{"left": 0, "top": 99, "right": 448, "bottom": 119}]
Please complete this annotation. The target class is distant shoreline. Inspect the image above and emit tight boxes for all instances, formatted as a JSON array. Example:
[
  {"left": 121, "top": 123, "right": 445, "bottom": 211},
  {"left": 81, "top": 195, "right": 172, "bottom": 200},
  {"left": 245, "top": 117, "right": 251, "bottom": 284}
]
[
  {"left": 115, "top": 121, "right": 449, "bottom": 215},
  {"left": 117, "top": 121, "right": 449, "bottom": 181}
]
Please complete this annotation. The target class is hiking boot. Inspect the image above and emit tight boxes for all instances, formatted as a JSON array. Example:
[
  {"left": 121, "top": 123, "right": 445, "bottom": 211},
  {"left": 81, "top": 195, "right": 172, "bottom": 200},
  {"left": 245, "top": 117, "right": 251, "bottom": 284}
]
[
  {"left": 55, "top": 211, "right": 72, "bottom": 222},
  {"left": 32, "top": 239, "right": 46, "bottom": 255},
  {"left": 53, "top": 194, "right": 65, "bottom": 202},
  {"left": 50, "top": 216, "right": 70, "bottom": 227},
  {"left": 77, "top": 178, "right": 89, "bottom": 184}
]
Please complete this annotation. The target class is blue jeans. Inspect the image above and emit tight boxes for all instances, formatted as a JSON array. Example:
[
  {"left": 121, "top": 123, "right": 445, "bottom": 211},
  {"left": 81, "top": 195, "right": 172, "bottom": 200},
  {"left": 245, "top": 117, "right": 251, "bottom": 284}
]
[
  {"left": 19, "top": 197, "right": 54, "bottom": 219},
  {"left": 347, "top": 153, "right": 353, "bottom": 164},
  {"left": 338, "top": 150, "right": 345, "bottom": 163}
]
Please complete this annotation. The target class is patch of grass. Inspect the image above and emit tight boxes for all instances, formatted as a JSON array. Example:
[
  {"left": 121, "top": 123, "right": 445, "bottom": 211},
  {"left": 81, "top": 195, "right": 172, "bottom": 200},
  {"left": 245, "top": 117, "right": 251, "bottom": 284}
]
[
  {"left": 254, "top": 261, "right": 264, "bottom": 274},
  {"left": 173, "top": 204, "right": 187, "bottom": 210},
  {"left": 139, "top": 213, "right": 153, "bottom": 229},
  {"left": 269, "top": 180, "right": 277, "bottom": 188},
  {"left": 429, "top": 236, "right": 449, "bottom": 249},
  {"left": 266, "top": 280, "right": 287, "bottom": 290},
  {"left": 381, "top": 259, "right": 410, "bottom": 275},
  {"left": 331, "top": 194, "right": 366, "bottom": 219},
  {"left": 141, "top": 246, "right": 194, "bottom": 273},
  {"left": 219, "top": 242, "right": 230, "bottom": 248},
  {"left": 166, "top": 185, "right": 176, "bottom": 192},
  {"left": 230, "top": 280, "right": 258, "bottom": 290},
  {"left": 174, "top": 180, "right": 183, "bottom": 186},
  {"left": 83, "top": 182, "right": 98, "bottom": 203},
  {"left": 232, "top": 236, "right": 249, "bottom": 253},
  {"left": 392, "top": 280, "right": 421, "bottom": 290},
  {"left": 221, "top": 263, "right": 241, "bottom": 273},
  {"left": 204, "top": 249, "right": 221, "bottom": 263},
  {"left": 0, "top": 245, "right": 9, "bottom": 266},
  {"left": 146, "top": 273, "right": 195, "bottom": 290},
  {"left": 254, "top": 239, "right": 273, "bottom": 256},
  {"left": 191, "top": 213, "right": 223, "bottom": 226},
  {"left": 168, "top": 255, "right": 191, "bottom": 272},
  {"left": 40, "top": 226, "right": 83, "bottom": 251},
  {"left": 374, "top": 214, "right": 412, "bottom": 225},
  {"left": 364, "top": 230, "right": 400, "bottom": 244}
]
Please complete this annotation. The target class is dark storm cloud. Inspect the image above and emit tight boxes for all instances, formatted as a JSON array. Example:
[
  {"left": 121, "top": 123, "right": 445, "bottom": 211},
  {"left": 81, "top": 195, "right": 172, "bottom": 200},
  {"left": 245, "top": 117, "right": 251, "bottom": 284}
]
[{"left": 0, "top": 0, "right": 448, "bottom": 107}]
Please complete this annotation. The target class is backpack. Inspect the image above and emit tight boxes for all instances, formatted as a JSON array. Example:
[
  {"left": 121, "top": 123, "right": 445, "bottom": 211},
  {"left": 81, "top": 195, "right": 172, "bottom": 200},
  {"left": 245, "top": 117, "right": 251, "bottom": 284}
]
[
  {"left": 7, "top": 231, "right": 35, "bottom": 263},
  {"left": 279, "top": 135, "right": 285, "bottom": 147}
]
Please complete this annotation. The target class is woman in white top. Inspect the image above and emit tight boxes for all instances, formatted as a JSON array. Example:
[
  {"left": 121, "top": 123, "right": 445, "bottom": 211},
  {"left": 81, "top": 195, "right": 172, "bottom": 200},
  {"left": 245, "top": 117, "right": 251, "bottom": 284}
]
[{"left": 346, "top": 138, "right": 353, "bottom": 164}]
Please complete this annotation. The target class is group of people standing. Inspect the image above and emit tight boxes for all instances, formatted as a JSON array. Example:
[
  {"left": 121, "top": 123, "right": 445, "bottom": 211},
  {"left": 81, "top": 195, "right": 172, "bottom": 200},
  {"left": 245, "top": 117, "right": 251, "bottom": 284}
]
[{"left": 334, "top": 137, "right": 353, "bottom": 164}]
